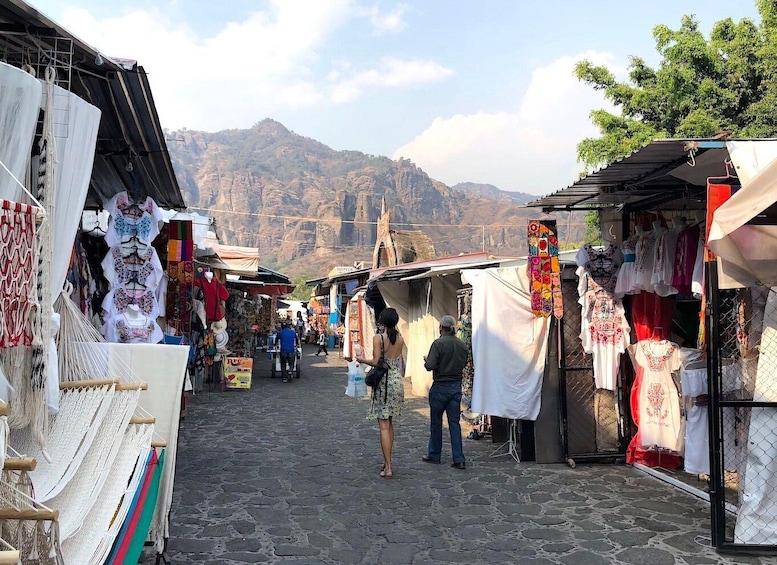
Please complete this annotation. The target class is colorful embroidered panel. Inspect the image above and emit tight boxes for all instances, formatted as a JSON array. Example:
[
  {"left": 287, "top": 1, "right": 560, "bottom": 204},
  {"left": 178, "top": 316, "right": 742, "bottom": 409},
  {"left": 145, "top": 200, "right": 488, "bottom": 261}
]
[
  {"left": 527, "top": 219, "right": 563, "bottom": 319},
  {"left": 166, "top": 220, "right": 194, "bottom": 338}
]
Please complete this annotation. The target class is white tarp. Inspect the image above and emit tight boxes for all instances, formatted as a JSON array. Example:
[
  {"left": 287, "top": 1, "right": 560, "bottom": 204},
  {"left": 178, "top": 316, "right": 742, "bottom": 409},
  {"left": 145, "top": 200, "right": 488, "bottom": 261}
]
[
  {"left": 377, "top": 275, "right": 460, "bottom": 397},
  {"left": 47, "top": 84, "right": 102, "bottom": 297},
  {"left": 216, "top": 243, "right": 259, "bottom": 274},
  {"left": 708, "top": 141, "right": 777, "bottom": 287},
  {"left": 461, "top": 266, "right": 550, "bottom": 421},
  {"left": 0, "top": 62, "right": 41, "bottom": 201},
  {"left": 107, "top": 343, "right": 188, "bottom": 552},
  {"left": 735, "top": 288, "right": 777, "bottom": 544}
]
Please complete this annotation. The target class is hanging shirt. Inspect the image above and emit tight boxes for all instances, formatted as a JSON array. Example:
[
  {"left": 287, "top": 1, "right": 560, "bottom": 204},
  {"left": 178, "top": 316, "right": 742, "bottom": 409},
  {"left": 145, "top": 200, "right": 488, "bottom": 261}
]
[
  {"left": 104, "top": 191, "right": 163, "bottom": 247},
  {"left": 576, "top": 244, "right": 630, "bottom": 391},
  {"left": 195, "top": 277, "right": 229, "bottom": 322},
  {"left": 630, "top": 339, "right": 682, "bottom": 452},
  {"left": 104, "top": 312, "right": 163, "bottom": 344},
  {"left": 101, "top": 245, "right": 164, "bottom": 291}
]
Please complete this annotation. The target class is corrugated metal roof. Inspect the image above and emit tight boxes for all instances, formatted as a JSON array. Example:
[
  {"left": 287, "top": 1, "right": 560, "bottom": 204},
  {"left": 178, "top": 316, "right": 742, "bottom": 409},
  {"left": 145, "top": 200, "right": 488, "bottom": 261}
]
[
  {"left": 0, "top": 0, "right": 185, "bottom": 209},
  {"left": 527, "top": 139, "right": 727, "bottom": 212}
]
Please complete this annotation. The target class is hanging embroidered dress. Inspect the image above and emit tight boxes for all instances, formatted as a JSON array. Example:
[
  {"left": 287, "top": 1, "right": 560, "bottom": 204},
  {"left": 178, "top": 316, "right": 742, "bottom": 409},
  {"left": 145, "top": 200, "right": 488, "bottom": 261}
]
[
  {"left": 576, "top": 244, "right": 630, "bottom": 391},
  {"left": 633, "top": 227, "right": 661, "bottom": 293},
  {"left": 630, "top": 339, "right": 682, "bottom": 453},
  {"left": 614, "top": 233, "right": 639, "bottom": 297}
]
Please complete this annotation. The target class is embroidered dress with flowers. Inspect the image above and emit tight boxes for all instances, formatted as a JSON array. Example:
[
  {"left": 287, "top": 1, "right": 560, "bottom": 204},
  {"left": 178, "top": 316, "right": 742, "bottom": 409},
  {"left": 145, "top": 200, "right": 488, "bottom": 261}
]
[
  {"left": 527, "top": 219, "right": 563, "bottom": 319},
  {"left": 576, "top": 244, "right": 630, "bottom": 391},
  {"left": 629, "top": 339, "right": 682, "bottom": 453}
]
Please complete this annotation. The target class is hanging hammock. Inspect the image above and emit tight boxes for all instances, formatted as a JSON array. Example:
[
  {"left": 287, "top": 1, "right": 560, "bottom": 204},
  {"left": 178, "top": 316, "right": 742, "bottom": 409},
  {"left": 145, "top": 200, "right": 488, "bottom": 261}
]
[
  {"left": 60, "top": 422, "right": 153, "bottom": 565},
  {"left": 0, "top": 468, "right": 62, "bottom": 565}
]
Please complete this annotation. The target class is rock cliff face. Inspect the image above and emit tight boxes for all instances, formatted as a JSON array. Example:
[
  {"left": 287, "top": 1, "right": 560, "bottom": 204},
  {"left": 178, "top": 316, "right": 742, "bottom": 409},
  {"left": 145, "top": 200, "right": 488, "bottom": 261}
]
[{"left": 167, "top": 119, "right": 582, "bottom": 276}]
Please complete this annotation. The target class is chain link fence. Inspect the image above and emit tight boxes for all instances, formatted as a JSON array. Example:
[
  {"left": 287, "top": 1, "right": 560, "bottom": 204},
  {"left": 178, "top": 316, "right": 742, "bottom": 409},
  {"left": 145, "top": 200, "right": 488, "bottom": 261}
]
[
  {"left": 560, "top": 266, "right": 624, "bottom": 460},
  {"left": 710, "top": 284, "right": 777, "bottom": 549}
]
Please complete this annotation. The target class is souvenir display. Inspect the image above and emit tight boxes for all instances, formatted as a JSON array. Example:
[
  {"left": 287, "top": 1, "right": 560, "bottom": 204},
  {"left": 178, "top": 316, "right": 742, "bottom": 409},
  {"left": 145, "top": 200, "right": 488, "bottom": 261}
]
[{"left": 527, "top": 219, "right": 563, "bottom": 318}]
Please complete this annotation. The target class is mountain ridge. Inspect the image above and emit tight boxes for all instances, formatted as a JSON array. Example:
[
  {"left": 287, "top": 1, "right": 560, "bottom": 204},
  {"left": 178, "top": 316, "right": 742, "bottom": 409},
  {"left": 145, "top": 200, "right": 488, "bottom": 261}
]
[{"left": 166, "top": 119, "right": 581, "bottom": 278}]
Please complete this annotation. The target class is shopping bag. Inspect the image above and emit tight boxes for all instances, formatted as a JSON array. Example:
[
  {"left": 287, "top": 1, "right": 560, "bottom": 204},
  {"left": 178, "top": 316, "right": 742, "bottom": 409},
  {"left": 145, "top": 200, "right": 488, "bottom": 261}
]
[{"left": 345, "top": 360, "right": 367, "bottom": 397}]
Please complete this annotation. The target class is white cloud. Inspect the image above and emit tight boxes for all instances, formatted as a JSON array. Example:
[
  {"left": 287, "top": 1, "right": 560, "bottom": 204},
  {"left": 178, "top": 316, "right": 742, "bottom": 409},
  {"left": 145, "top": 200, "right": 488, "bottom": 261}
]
[
  {"left": 57, "top": 0, "right": 436, "bottom": 131},
  {"left": 366, "top": 3, "right": 408, "bottom": 34},
  {"left": 330, "top": 57, "right": 453, "bottom": 103},
  {"left": 392, "top": 51, "right": 621, "bottom": 194}
]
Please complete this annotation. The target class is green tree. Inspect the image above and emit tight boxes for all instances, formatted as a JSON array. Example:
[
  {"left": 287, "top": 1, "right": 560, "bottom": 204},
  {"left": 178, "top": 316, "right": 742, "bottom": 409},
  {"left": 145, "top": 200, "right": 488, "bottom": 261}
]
[
  {"left": 288, "top": 274, "right": 315, "bottom": 301},
  {"left": 576, "top": 2, "right": 777, "bottom": 168}
]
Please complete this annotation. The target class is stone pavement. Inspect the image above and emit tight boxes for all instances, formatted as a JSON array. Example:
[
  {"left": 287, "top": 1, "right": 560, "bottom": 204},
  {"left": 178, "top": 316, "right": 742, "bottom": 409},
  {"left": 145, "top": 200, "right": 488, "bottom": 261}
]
[{"left": 165, "top": 345, "right": 777, "bottom": 564}]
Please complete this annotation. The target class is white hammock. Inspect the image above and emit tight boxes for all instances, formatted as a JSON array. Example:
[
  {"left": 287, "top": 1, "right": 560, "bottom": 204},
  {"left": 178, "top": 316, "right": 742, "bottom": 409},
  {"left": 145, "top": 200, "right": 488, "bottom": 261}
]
[
  {"left": 60, "top": 423, "right": 153, "bottom": 564},
  {"left": 0, "top": 469, "right": 62, "bottom": 565},
  {"left": 11, "top": 383, "right": 115, "bottom": 503},
  {"left": 49, "top": 388, "right": 140, "bottom": 540}
]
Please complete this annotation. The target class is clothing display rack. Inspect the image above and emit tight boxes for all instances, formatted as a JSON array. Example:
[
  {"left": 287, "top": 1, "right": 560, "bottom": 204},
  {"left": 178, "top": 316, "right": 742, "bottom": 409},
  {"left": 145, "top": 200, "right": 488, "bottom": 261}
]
[{"left": 490, "top": 418, "right": 520, "bottom": 463}]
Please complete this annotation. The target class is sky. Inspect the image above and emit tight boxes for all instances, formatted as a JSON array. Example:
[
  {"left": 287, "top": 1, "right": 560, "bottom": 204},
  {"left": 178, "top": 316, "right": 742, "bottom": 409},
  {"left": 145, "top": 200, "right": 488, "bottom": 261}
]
[{"left": 30, "top": 0, "right": 760, "bottom": 196}]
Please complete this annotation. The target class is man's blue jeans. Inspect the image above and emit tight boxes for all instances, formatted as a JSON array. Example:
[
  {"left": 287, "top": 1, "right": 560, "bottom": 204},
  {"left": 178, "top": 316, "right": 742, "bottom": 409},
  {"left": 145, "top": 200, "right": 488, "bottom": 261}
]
[
  {"left": 280, "top": 352, "right": 294, "bottom": 380},
  {"left": 427, "top": 380, "right": 465, "bottom": 464}
]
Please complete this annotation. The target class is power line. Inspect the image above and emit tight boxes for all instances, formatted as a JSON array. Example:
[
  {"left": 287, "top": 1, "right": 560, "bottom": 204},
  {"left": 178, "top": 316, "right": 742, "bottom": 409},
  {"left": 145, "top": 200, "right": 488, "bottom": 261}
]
[{"left": 193, "top": 206, "right": 590, "bottom": 230}]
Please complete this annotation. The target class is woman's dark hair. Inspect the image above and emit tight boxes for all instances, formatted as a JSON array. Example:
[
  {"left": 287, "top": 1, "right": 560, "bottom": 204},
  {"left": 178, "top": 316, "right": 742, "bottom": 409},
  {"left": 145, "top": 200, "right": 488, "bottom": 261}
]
[{"left": 378, "top": 307, "right": 399, "bottom": 345}]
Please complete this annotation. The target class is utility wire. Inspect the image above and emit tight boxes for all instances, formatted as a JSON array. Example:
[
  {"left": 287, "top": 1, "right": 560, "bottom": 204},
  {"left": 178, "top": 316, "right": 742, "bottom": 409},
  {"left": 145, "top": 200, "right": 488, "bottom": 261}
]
[{"left": 192, "top": 206, "right": 588, "bottom": 230}]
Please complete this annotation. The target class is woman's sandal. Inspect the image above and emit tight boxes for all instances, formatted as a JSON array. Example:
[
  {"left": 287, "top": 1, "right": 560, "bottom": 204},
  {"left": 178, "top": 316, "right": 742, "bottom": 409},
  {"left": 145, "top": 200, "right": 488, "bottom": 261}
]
[{"left": 380, "top": 469, "right": 393, "bottom": 479}]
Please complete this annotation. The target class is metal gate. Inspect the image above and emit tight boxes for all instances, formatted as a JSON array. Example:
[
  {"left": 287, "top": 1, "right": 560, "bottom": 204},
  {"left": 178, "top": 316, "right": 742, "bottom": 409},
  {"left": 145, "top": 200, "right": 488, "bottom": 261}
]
[
  {"left": 559, "top": 265, "right": 628, "bottom": 463},
  {"left": 708, "top": 270, "right": 777, "bottom": 553}
]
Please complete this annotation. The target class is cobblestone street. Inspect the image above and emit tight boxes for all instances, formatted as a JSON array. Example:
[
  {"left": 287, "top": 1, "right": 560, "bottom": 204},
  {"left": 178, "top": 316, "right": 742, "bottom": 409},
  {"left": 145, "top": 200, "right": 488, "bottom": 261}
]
[{"left": 166, "top": 346, "right": 777, "bottom": 564}]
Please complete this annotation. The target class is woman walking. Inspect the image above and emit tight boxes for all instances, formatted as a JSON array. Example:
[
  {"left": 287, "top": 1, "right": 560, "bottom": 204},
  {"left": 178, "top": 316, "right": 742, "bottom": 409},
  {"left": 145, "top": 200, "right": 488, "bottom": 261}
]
[{"left": 356, "top": 308, "right": 405, "bottom": 479}]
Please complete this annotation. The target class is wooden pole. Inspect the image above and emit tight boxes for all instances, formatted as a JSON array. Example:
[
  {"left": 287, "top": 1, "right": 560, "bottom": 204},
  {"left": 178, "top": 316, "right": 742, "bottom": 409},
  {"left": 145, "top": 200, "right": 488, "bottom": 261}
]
[
  {"left": 116, "top": 382, "right": 148, "bottom": 391},
  {"left": 0, "top": 508, "right": 59, "bottom": 521},
  {"left": 130, "top": 417, "right": 155, "bottom": 425},
  {"left": 59, "top": 379, "right": 118, "bottom": 390},
  {"left": 2, "top": 457, "right": 36, "bottom": 471}
]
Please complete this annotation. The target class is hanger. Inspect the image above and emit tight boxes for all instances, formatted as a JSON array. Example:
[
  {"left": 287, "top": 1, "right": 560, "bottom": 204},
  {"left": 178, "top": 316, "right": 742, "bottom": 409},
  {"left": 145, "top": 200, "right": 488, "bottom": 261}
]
[{"left": 707, "top": 159, "right": 738, "bottom": 185}]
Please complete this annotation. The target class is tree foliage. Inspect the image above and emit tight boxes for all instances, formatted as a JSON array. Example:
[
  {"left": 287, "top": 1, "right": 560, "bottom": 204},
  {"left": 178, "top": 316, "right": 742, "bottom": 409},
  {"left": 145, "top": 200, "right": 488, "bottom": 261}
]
[
  {"left": 288, "top": 274, "right": 315, "bottom": 301},
  {"left": 576, "top": 2, "right": 777, "bottom": 168}
]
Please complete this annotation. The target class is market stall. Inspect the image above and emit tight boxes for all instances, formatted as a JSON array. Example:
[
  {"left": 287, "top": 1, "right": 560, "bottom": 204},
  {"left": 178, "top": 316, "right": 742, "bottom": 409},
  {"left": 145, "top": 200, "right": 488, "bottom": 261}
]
[
  {"left": 0, "top": 3, "right": 188, "bottom": 562},
  {"left": 528, "top": 138, "right": 777, "bottom": 552}
]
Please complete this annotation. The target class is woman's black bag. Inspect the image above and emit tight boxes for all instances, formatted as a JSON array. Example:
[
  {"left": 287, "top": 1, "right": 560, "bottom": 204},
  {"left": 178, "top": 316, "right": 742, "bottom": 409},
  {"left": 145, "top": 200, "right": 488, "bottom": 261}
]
[{"left": 365, "top": 335, "right": 390, "bottom": 392}]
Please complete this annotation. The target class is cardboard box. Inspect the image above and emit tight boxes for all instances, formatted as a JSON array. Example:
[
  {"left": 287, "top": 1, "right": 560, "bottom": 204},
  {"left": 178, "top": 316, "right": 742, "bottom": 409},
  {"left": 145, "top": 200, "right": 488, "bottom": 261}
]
[{"left": 224, "top": 357, "right": 253, "bottom": 390}]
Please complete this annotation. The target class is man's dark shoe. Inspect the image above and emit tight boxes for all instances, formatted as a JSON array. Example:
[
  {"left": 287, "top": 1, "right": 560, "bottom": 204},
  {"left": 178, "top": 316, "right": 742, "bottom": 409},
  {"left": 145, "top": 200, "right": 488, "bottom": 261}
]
[
  {"left": 451, "top": 462, "right": 466, "bottom": 470},
  {"left": 422, "top": 456, "right": 441, "bottom": 464}
]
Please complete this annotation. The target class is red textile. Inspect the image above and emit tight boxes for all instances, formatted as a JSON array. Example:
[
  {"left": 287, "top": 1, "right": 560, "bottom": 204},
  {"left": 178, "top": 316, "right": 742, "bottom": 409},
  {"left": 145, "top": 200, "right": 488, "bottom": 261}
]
[
  {"left": 626, "top": 292, "right": 681, "bottom": 468},
  {"left": 671, "top": 224, "right": 700, "bottom": 296},
  {"left": 195, "top": 277, "right": 229, "bottom": 322},
  {"left": 629, "top": 292, "right": 674, "bottom": 341}
]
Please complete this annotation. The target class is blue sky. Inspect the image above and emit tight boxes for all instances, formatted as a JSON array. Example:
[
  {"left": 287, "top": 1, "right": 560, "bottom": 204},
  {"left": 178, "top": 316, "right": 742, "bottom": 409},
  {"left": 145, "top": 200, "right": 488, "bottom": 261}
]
[{"left": 30, "top": 0, "right": 760, "bottom": 195}]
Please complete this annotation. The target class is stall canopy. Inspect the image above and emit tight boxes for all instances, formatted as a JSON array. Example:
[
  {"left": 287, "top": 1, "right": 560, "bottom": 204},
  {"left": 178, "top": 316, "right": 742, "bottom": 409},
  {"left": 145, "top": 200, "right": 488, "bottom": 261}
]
[
  {"left": 526, "top": 137, "right": 777, "bottom": 288},
  {"left": 527, "top": 138, "right": 732, "bottom": 212},
  {"left": 708, "top": 141, "right": 777, "bottom": 287},
  {"left": 0, "top": 0, "right": 185, "bottom": 209},
  {"left": 217, "top": 244, "right": 260, "bottom": 276}
]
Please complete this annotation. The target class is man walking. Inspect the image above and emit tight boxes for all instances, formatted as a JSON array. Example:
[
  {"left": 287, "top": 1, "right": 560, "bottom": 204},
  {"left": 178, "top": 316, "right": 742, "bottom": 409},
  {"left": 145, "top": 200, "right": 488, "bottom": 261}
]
[
  {"left": 422, "top": 315, "right": 469, "bottom": 469},
  {"left": 278, "top": 320, "right": 299, "bottom": 383}
]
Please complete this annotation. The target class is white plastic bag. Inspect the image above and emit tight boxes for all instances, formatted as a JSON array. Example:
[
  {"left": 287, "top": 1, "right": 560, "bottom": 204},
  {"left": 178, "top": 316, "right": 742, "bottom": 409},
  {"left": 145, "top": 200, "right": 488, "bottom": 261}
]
[{"left": 345, "top": 360, "right": 367, "bottom": 398}]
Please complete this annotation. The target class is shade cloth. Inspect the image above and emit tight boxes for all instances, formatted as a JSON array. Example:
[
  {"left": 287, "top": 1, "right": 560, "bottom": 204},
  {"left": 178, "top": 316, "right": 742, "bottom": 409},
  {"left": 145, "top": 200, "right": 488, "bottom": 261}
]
[
  {"left": 0, "top": 62, "right": 41, "bottom": 201},
  {"left": 377, "top": 275, "right": 460, "bottom": 396},
  {"left": 708, "top": 141, "right": 777, "bottom": 287},
  {"left": 105, "top": 343, "right": 187, "bottom": 552},
  {"left": 461, "top": 267, "right": 550, "bottom": 421}
]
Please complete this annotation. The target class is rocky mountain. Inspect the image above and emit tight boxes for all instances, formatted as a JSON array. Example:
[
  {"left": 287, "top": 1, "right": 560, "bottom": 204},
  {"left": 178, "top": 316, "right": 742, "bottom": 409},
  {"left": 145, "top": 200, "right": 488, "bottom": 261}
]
[
  {"left": 451, "top": 182, "right": 534, "bottom": 206},
  {"left": 166, "top": 119, "right": 583, "bottom": 278}
]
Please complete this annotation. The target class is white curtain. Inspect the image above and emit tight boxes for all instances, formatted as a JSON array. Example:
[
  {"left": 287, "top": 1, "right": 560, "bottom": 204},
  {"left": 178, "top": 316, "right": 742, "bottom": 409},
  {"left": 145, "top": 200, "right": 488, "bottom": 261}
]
[
  {"left": 708, "top": 141, "right": 777, "bottom": 287},
  {"left": 46, "top": 84, "right": 101, "bottom": 295},
  {"left": 0, "top": 62, "right": 41, "bottom": 201},
  {"left": 106, "top": 343, "right": 188, "bottom": 552},
  {"left": 462, "top": 267, "right": 550, "bottom": 421}
]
